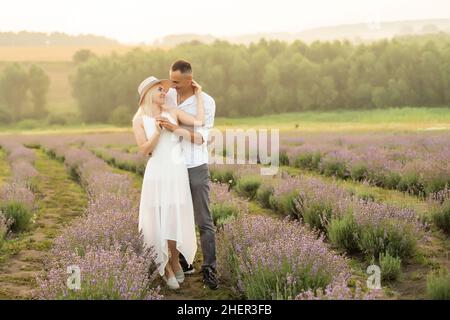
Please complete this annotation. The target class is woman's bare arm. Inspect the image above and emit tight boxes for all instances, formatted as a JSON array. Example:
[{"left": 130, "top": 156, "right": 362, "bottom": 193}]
[
  {"left": 175, "top": 80, "right": 205, "bottom": 126},
  {"left": 132, "top": 116, "right": 161, "bottom": 156},
  {"left": 159, "top": 109, "right": 205, "bottom": 146}
]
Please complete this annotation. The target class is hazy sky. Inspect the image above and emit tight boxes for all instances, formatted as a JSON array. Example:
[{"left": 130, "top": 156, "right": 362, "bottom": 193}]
[{"left": 1, "top": 0, "right": 449, "bottom": 44}]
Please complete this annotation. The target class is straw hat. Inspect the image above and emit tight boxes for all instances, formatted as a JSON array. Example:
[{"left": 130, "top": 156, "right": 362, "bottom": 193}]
[{"left": 137, "top": 76, "right": 171, "bottom": 106}]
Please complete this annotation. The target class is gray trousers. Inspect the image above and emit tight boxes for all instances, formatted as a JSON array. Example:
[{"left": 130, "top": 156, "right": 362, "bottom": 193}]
[{"left": 181, "top": 163, "right": 216, "bottom": 270}]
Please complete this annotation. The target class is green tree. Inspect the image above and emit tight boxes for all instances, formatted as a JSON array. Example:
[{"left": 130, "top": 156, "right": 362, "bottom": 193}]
[
  {"left": 73, "top": 49, "right": 97, "bottom": 64},
  {"left": 68, "top": 33, "right": 450, "bottom": 121},
  {"left": 0, "top": 63, "right": 29, "bottom": 121},
  {"left": 109, "top": 105, "right": 131, "bottom": 126},
  {"left": 28, "top": 64, "right": 50, "bottom": 118}
]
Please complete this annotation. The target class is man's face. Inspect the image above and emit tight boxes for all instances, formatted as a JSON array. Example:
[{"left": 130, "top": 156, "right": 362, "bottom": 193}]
[{"left": 169, "top": 70, "right": 192, "bottom": 92}]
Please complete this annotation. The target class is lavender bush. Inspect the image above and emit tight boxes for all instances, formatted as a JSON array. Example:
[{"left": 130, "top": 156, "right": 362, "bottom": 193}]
[
  {"left": 11, "top": 161, "right": 38, "bottom": 186},
  {"left": 0, "top": 143, "right": 38, "bottom": 233},
  {"left": 428, "top": 187, "right": 450, "bottom": 233},
  {"left": 0, "top": 182, "right": 35, "bottom": 210},
  {"left": 217, "top": 214, "right": 365, "bottom": 299},
  {"left": 93, "top": 147, "right": 147, "bottom": 176},
  {"left": 235, "top": 175, "right": 261, "bottom": 200},
  {"left": 295, "top": 279, "right": 379, "bottom": 300},
  {"left": 35, "top": 145, "right": 162, "bottom": 300},
  {"left": 210, "top": 182, "right": 248, "bottom": 227},
  {"left": 6, "top": 143, "right": 37, "bottom": 164},
  {"left": 351, "top": 200, "right": 422, "bottom": 258},
  {"left": 36, "top": 243, "right": 162, "bottom": 300},
  {"left": 0, "top": 211, "right": 12, "bottom": 248},
  {"left": 286, "top": 132, "right": 450, "bottom": 196},
  {"left": 248, "top": 173, "right": 424, "bottom": 260}
]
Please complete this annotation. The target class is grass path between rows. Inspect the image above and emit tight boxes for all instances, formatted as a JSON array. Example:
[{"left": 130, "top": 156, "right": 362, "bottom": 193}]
[
  {"left": 0, "top": 149, "right": 11, "bottom": 185},
  {"left": 0, "top": 149, "right": 87, "bottom": 299}
]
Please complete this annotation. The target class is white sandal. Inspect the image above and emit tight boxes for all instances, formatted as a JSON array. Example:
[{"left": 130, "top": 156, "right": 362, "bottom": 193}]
[
  {"left": 163, "top": 275, "right": 180, "bottom": 290},
  {"left": 175, "top": 269, "right": 185, "bottom": 284}
]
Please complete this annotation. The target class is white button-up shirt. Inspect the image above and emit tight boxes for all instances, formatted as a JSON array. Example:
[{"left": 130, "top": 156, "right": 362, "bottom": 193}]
[{"left": 166, "top": 88, "right": 216, "bottom": 169}]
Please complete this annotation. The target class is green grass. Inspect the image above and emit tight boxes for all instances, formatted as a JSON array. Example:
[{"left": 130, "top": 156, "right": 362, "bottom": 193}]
[
  {"left": 217, "top": 107, "right": 450, "bottom": 125},
  {"left": 0, "top": 149, "right": 88, "bottom": 269},
  {"left": 0, "top": 148, "right": 11, "bottom": 185},
  {"left": 427, "top": 270, "right": 450, "bottom": 299},
  {"left": 215, "top": 107, "right": 450, "bottom": 130},
  {"left": 1, "top": 202, "right": 33, "bottom": 233},
  {"left": 1, "top": 107, "right": 449, "bottom": 134}
]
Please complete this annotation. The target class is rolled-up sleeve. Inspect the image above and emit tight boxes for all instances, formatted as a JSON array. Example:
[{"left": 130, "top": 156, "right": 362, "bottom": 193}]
[{"left": 195, "top": 96, "right": 215, "bottom": 144}]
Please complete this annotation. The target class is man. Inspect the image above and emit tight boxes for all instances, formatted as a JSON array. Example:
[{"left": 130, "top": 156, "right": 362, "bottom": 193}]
[{"left": 157, "top": 59, "right": 218, "bottom": 290}]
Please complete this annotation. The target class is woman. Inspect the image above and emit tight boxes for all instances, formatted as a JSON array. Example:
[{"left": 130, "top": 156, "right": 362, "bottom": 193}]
[{"left": 132, "top": 76, "right": 204, "bottom": 290}]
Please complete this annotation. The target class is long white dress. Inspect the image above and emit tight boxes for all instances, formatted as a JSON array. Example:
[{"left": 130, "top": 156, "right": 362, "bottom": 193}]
[{"left": 138, "top": 111, "right": 197, "bottom": 276}]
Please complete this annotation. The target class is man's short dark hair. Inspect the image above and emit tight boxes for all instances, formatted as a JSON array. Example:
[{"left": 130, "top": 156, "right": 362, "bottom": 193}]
[{"left": 171, "top": 60, "right": 192, "bottom": 74}]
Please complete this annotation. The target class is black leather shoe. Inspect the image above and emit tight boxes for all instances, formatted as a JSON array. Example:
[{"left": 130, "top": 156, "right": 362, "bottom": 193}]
[
  {"left": 183, "top": 264, "right": 196, "bottom": 275},
  {"left": 179, "top": 255, "right": 195, "bottom": 274},
  {"left": 202, "top": 267, "right": 219, "bottom": 290}
]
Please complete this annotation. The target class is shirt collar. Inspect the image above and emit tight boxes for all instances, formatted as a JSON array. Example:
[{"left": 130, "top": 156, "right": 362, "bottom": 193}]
[
  {"left": 169, "top": 88, "right": 195, "bottom": 107},
  {"left": 178, "top": 94, "right": 195, "bottom": 107}
]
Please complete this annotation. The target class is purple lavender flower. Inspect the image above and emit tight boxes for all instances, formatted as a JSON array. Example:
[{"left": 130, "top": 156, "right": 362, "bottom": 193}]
[
  {"left": 217, "top": 214, "right": 353, "bottom": 299},
  {"left": 36, "top": 243, "right": 162, "bottom": 300}
]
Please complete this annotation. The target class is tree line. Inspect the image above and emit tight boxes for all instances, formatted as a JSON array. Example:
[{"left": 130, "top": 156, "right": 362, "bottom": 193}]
[
  {"left": 71, "top": 33, "right": 450, "bottom": 122},
  {"left": 2, "top": 33, "right": 449, "bottom": 125},
  {"left": 0, "top": 63, "right": 50, "bottom": 123}
]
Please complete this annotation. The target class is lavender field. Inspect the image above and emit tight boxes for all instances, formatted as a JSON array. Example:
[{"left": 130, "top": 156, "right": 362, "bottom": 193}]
[{"left": 0, "top": 129, "right": 449, "bottom": 300}]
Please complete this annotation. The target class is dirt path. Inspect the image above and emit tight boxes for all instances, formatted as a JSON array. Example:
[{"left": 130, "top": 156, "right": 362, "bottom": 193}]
[
  {"left": 159, "top": 253, "right": 235, "bottom": 300},
  {"left": 386, "top": 229, "right": 450, "bottom": 299},
  {"left": 0, "top": 149, "right": 87, "bottom": 299}
]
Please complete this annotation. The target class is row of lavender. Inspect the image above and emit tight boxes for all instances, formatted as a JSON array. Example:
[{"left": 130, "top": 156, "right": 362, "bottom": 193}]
[
  {"left": 209, "top": 182, "right": 376, "bottom": 299},
  {"left": 92, "top": 147, "right": 146, "bottom": 176},
  {"left": 281, "top": 132, "right": 450, "bottom": 197},
  {"left": 35, "top": 141, "right": 162, "bottom": 299},
  {"left": 9, "top": 129, "right": 450, "bottom": 198},
  {"left": 83, "top": 145, "right": 376, "bottom": 299},
  {"left": 87, "top": 131, "right": 450, "bottom": 198},
  {"left": 0, "top": 141, "right": 38, "bottom": 245},
  {"left": 209, "top": 163, "right": 447, "bottom": 293}
]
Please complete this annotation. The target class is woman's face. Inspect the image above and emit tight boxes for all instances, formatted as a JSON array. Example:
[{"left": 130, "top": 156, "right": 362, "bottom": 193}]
[{"left": 151, "top": 85, "right": 166, "bottom": 105}]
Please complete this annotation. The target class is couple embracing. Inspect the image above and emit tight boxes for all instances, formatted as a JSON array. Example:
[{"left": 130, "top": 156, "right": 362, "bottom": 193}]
[{"left": 132, "top": 60, "right": 218, "bottom": 290}]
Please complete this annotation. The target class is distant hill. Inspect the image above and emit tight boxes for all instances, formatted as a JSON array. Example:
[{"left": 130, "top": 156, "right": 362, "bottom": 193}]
[
  {"left": 0, "top": 31, "right": 119, "bottom": 46},
  {"left": 2, "top": 18, "right": 450, "bottom": 48},
  {"left": 155, "top": 18, "right": 450, "bottom": 46},
  {"left": 152, "top": 33, "right": 217, "bottom": 47}
]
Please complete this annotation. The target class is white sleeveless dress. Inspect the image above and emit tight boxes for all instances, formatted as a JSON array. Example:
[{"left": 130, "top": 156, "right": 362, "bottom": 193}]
[{"left": 138, "top": 111, "right": 197, "bottom": 276}]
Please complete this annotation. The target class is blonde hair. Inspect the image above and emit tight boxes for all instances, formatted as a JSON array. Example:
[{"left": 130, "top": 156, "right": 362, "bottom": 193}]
[{"left": 132, "top": 85, "right": 159, "bottom": 123}]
